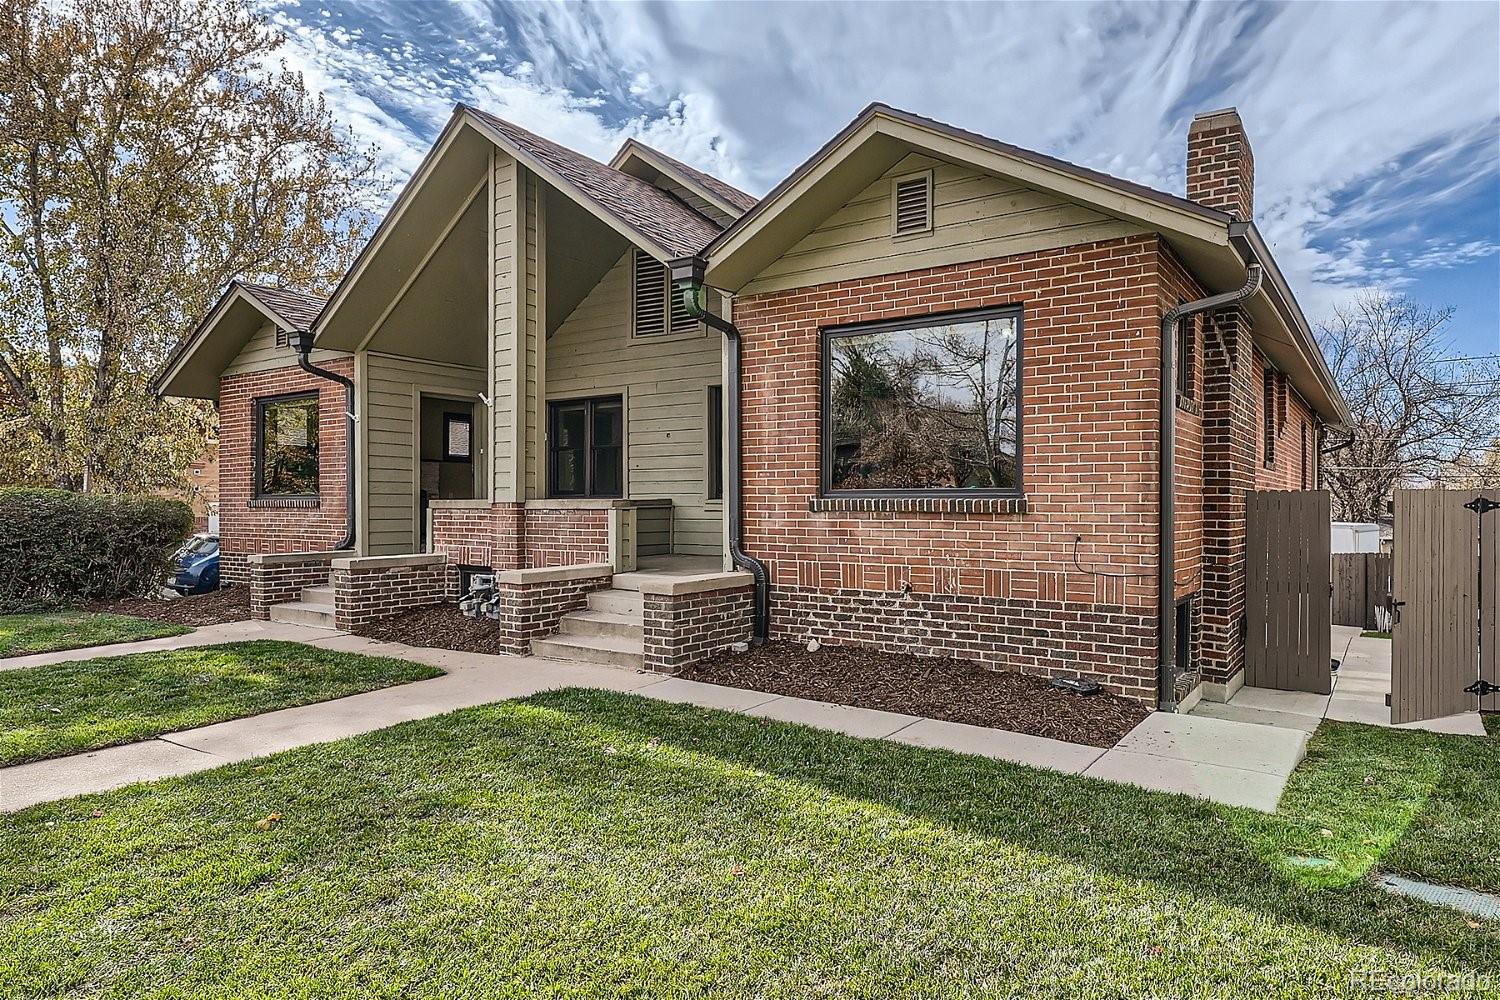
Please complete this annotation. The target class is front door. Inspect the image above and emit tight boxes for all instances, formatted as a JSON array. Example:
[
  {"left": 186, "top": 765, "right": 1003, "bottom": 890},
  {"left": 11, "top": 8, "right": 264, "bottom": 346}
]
[{"left": 417, "top": 395, "right": 479, "bottom": 547}]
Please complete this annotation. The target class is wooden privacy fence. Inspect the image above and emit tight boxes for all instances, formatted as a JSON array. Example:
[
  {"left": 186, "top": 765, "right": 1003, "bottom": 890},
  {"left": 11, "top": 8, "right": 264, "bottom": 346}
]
[
  {"left": 1332, "top": 552, "right": 1392, "bottom": 630},
  {"left": 1245, "top": 490, "right": 1332, "bottom": 694},
  {"left": 1391, "top": 488, "right": 1499, "bottom": 724}
]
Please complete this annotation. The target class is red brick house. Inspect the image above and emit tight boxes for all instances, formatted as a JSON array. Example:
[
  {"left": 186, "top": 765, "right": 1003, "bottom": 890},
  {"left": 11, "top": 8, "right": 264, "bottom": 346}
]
[{"left": 155, "top": 102, "right": 1348, "bottom": 710}]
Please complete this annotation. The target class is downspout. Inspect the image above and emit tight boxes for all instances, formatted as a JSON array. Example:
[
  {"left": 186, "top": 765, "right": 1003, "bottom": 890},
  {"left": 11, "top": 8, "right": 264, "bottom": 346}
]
[
  {"left": 1158, "top": 263, "right": 1263, "bottom": 711},
  {"left": 288, "top": 329, "right": 356, "bottom": 552},
  {"left": 669, "top": 256, "right": 769, "bottom": 644}
]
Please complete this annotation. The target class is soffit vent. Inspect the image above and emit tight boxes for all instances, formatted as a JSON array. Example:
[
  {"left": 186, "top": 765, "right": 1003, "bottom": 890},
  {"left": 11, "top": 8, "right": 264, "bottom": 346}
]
[{"left": 893, "top": 173, "right": 933, "bottom": 235}]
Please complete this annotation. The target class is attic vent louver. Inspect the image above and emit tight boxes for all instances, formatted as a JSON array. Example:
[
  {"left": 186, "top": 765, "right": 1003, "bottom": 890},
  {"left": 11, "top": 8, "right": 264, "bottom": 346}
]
[
  {"left": 634, "top": 249, "right": 697, "bottom": 337},
  {"left": 633, "top": 250, "right": 667, "bottom": 337},
  {"left": 893, "top": 173, "right": 932, "bottom": 235},
  {"left": 275, "top": 328, "right": 289, "bottom": 349}
]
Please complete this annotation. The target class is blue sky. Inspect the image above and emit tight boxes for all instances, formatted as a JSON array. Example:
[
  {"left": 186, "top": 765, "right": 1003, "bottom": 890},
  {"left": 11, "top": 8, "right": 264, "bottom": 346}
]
[{"left": 265, "top": 0, "right": 1500, "bottom": 356}]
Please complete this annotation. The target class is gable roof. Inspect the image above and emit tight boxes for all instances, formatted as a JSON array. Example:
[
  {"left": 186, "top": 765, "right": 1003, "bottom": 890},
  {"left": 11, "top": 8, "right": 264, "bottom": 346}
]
[
  {"left": 704, "top": 102, "right": 1349, "bottom": 427},
  {"left": 461, "top": 105, "right": 724, "bottom": 259},
  {"left": 610, "top": 138, "right": 759, "bottom": 216},
  {"left": 152, "top": 281, "right": 330, "bottom": 400}
]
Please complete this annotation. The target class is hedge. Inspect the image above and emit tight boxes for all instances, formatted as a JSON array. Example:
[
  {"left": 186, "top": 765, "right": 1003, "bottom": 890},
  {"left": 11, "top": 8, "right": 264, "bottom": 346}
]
[{"left": 0, "top": 489, "right": 195, "bottom": 613}]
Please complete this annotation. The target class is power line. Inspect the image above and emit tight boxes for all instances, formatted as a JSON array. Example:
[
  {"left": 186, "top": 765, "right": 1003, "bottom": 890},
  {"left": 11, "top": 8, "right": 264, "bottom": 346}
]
[{"left": 1434, "top": 354, "right": 1500, "bottom": 364}]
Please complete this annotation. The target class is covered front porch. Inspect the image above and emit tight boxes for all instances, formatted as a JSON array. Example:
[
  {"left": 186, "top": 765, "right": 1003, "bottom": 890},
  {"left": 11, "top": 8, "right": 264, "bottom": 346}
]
[{"left": 310, "top": 116, "right": 730, "bottom": 575}]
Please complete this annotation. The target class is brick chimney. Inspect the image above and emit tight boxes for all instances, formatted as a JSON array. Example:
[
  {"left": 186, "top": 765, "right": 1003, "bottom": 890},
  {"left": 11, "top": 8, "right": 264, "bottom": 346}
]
[{"left": 1186, "top": 108, "right": 1254, "bottom": 220}]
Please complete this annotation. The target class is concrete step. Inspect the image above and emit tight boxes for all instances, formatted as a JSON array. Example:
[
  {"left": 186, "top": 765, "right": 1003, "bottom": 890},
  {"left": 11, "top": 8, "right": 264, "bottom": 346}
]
[
  {"left": 301, "top": 585, "right": 335, "bottom": 605},
  {"left": 268, "top": 600, "right": 336, "bottom": 630},
  {"left": 558, "top": 609, "right": 642, "bottom": 641},
  {"left": 588, "top": 588, "right": 644, "bottom": 615},
  {"left": 531, "top": 633, "right": 643, "bottom": 670},
  {"left": 1190, "top": 700, "right": 1322, "bottom": 733}
]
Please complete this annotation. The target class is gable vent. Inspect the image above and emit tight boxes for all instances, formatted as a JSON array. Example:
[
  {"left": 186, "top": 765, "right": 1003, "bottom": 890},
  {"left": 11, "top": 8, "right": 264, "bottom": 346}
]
[
  {"left": 633, "top": 250, "right": 667, "bottom": 337},
  {"left": 275, "top": 328, "right": 290, "bottom": 349},
  {"left": 893, "top": 173, "right": 932, "bottom": 235}
]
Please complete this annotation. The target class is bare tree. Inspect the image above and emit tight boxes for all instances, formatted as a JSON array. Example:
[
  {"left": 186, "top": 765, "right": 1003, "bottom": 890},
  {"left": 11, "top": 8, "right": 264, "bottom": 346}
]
[
  {"left": 1317, "top": 290, "right": 1500, "bottom": 520},
  {"left": 0, "top": 0, "right": 381, "bottom": 492}
]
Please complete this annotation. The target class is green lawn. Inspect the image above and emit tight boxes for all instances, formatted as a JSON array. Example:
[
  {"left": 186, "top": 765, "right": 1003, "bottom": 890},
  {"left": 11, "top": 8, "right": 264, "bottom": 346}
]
[
  {"left": 0, "top": 611, "right": 189, "bottom": 657},
  {"left": 0, "top": 641, "right": 442, "bottom": 766},
  {"left": 1, "top": 690, "right": 1495, "bottom": 999},
  {"left": 1360, "top": 630, "right": 1392, "bottom": 640}
]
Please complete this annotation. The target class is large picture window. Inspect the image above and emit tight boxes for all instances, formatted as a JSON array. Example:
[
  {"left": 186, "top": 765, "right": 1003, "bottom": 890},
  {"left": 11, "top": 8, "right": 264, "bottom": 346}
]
[
  {"left": 823, "top": 307, "right": 1021, "bottom": 495},
  {"left": 548, "top": 395, "right": 623, "bottom": 498},
  {"left": 255, "top": 392, "right": 320, "bottom": 498}
]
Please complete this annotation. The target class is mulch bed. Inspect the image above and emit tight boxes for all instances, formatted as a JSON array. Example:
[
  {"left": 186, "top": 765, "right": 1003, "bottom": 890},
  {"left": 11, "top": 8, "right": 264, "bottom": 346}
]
[
  {"left": 681, "top": 641, "right": 1149, "bottom": 748},
  {"left": 89, "top": 585, "right": 251, "bottom": 627},
  {"left": 352, "top": 603, "right": 515, "bottom": 655}
]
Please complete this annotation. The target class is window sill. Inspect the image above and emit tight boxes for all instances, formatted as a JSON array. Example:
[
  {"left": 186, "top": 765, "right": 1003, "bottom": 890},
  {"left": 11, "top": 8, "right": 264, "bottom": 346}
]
[
  {"left": 1175, "top": 393, "right": 1201, "bottom": 416},
  {"left": 809, "top": 496, "right": 1028, "bottom": 515},
  {"left": 249, "top": 497, "right": 321, "bottom": 509}
]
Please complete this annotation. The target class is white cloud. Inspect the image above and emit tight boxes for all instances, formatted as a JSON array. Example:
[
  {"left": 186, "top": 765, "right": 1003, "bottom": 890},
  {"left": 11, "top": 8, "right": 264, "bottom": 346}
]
[{"left": 259, "top": 0, "right": 1499, "bottom": 332}]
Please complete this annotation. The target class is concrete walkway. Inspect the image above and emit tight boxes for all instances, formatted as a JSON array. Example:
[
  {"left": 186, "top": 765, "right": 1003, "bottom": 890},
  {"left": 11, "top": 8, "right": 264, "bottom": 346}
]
[
  {"left": 3, "top": 623, "right": 1324, "bottom": 814},
  {"left": 0, "top": 618, "right": 331, "bottom": 672},
  {"left": 1192, "top": 625, "right": 1488, "bottom": 737}
]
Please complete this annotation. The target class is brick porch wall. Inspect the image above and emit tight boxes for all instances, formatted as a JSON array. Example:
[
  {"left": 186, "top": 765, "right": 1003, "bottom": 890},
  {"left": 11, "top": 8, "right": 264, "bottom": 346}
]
[
  {"left": 219, "top": 361, "right": 353, "bottom": 584},
  {"left": 247, "top": 552, "right": 342, "bottom": 620},
  {"left": 429, "top": 503, "right": 609, "bottom": 573},
  {"left": 332, "top": 554, "right": 453, "bottom": 631},
  {"left": 732, "top": 236, "right": 1169, "bottom": 704},
  {"left": 490, "top": 566, "right": 613, "bottom": 655},
  {"left": 642, "top": 585, "right": 755, "bottom": 673}
]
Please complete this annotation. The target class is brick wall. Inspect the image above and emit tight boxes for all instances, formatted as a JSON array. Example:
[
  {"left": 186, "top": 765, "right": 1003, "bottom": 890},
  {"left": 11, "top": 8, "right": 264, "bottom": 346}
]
[
  {"left": 219, "top": 361, "right": 353, "bottom": 583},
  {"left": 247, "top": 553, "right": 339, "bottom": 620},
  {"left": 642, "top": 585, "right": 755, "bottom": 673},
  {"left": 490, "top": 568, "right": 612, "bottom": 655},
  {"left": 733, "top": 235, "right": 1169, "bottom": 703},
  {"left": 1252, "top": 351, "right": 1320, "bottom": 491},
  {"left": 429, "top": 503, "right": 610, "bottom": 572},
  {"left": 331, "top": 554, "right": 453, "bottom": 630}
]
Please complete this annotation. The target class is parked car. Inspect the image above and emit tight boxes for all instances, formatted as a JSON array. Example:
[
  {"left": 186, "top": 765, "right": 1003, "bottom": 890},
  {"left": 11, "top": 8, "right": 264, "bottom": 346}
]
[{"left": 168, "top": 534, "right": 220, "bottom": 595}]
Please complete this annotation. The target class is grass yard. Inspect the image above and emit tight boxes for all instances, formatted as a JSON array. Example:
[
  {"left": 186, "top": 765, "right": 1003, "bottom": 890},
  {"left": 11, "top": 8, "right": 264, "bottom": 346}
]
[
  {"left": 1, "top": 690, "right": 1496, "bottom": 999},
  {"left": 1360, "top": 630, "right": 1392, "bottom": 640},
  {"left": 0, "top": 641, "right": 442, "bottom": 766},
  {"left": 0, "top": 611, "right": 189, "bottom": 657}
]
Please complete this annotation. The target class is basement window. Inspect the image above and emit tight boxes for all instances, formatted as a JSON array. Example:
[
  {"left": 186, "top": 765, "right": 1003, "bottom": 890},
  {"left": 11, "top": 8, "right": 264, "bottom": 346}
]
[
  {"left": 823, "top": 306, "right": 1021, "bottom": 496},
  {"left": 255, "top": 392, "right": 319, "bottom": 499},
  {"left": 892, "top": 171, "right": 933, "bottom": 237}
]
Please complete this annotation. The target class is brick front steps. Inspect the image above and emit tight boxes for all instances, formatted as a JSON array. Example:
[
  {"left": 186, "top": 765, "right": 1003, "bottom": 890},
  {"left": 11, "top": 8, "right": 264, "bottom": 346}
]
[{"left": 532, "top": 582, "right": 645, "bottom": 669}]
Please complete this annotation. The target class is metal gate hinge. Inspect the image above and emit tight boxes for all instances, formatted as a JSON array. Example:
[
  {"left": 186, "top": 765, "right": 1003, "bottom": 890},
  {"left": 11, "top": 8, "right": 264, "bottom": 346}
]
[
  {"left": 1463, "top": 679, "right": 1500, "bottom": 698},
  {"left": 1463, "top": 496, "right": 1500, "bottom": 515}
]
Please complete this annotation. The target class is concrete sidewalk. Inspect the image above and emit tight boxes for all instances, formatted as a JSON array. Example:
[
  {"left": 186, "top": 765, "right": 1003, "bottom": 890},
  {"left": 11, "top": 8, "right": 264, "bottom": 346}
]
[
  {"left": 0, "top": 618, "right": 333, "bottom": 672},
  {"left": 3, "top": 624, "right": 1320, "bottom": 814},
  {"left": 1192, "top": 626, "right": 1487, "bottom": 737}
]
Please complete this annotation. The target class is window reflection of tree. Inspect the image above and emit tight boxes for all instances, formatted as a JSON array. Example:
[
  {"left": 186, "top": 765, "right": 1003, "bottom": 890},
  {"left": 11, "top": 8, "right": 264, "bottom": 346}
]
[{"left": 830, "top": 317, "right": 1017, "bottom": 491}]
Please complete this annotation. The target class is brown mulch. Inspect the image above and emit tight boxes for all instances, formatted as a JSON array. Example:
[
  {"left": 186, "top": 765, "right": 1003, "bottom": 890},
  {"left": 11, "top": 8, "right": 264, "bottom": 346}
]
[
  {"left": 89, "top": 585, "right": 251, "bottom": 627},
  {"left": 681, "top": 641, "right": 1149, "bottom": 748},
  {"left": 352, "top": 603, "right": 514, "bottom": 655}
]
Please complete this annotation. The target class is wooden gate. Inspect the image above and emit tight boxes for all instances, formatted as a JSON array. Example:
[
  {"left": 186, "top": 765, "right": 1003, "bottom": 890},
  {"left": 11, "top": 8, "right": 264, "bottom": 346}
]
[
  {"left": 1332, "top": 552, "right": 1392, "bottom": 629},
  {"left": 1391, "top": 489, "right": 1497, "bottom": 724},
  {"left": 1245, "top": 490, "right": 1332, "bottom": 694},
  {"left": 1480, "top": 491, "right": 1498, "bottom": 714}
]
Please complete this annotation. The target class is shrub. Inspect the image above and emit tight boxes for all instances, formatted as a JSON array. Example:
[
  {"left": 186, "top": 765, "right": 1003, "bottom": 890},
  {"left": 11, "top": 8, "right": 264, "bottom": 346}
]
[{"left": 0, "top": 489, "right": 195, "bottom": 612}]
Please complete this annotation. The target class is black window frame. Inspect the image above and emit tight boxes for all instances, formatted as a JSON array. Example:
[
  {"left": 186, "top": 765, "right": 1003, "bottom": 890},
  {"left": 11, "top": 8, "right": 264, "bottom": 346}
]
[
  {"left": 1176, "top": 313, "right": 1196, "bottom": 402},
  {"left": 820, "top": 304, "right": 1024, "bottom": 499},
  {"left": 253, "top": 390, "right": 320, "bottom": 500},
  {"left": 442, "top": 411, "right": 473, "bottom": 462},
  {"left": 546, "top": 395, "right": 624, "bottom": 499},
  {"left": 706, "top": 384, "right": 723, "bottom": 501}
]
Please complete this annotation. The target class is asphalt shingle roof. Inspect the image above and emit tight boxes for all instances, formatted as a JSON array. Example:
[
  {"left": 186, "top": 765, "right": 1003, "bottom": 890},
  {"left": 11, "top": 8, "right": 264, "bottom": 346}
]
[
  {"left": 632, "top": 143, "right": 759, "bottom": 214},
  {"left": 463, "top": 105, "right": 725, "bottom": 258},
  {"left": 238, "top": 282, "right": 326, "bottom": 331}
]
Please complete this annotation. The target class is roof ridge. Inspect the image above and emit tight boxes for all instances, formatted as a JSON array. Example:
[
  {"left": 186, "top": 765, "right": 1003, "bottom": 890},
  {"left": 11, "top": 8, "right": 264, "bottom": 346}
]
[
  {"left": 461, "top": 103, "right": 726, "bottom": 257},
  {"left": 616, "top": 138, "right": 758, "bottom": 213}
]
